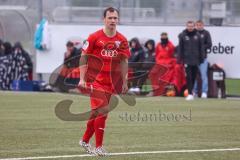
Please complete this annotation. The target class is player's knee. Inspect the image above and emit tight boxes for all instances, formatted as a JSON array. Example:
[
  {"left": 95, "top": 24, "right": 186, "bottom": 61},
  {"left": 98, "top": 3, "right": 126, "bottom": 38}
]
[
  {"left": 94, "top": 115, "right": 107, "bottom": 129},
  {"left": 98, "top": 106, "right": 110, "bottom": 114},
  {"left": 87, "top": 119, "right": 94, "bottom": 127}
]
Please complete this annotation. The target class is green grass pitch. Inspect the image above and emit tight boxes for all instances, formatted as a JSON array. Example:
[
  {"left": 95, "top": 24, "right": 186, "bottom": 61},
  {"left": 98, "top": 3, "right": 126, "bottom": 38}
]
[{"left": 0, "top": 91, "right": 240, "bottom": 160}]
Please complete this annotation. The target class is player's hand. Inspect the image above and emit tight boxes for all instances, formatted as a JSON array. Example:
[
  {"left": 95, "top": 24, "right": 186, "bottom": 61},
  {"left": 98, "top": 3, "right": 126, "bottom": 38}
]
[
  {"left": 122, "top": 81, "right": 128, "bottom": 94},
  {"left": 65, "top": 51, "right": 71, "bottom": 58},
  {"left": 78, "top": 79, "right": 86, "bottom": 88}
]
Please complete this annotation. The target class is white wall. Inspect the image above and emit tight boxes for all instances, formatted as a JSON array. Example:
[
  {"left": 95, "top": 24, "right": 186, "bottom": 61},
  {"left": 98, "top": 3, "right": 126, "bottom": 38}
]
[{"left": 36, "top": 25, "right": 240, "bottom": 78}]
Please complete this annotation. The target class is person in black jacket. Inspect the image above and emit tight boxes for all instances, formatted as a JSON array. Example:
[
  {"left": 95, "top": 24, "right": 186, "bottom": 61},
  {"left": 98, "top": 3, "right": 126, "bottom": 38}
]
[
  {"left": 56, "top": 41, "right": 82, "bottom": 92},
  {"left": 63, "top": 41, "right": 81, "bottom": 68},
  {"left": 178, "top": 20, "right": 204, "bottom": 100},
  {"left": 142, "top": 39, "right": 155, "bottom": 69},
  {"left": 193, "top": 20, "right": 212, "bottom": 98},
  {"left": 139, "top": 39, "right": 155, "bottom": 93},
  {"left": 128, "top": 38, "right": 145, "bottom": 93}
]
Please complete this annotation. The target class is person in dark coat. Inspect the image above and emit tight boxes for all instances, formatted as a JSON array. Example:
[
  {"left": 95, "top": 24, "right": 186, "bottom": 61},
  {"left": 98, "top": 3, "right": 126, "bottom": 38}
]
[
  {"left": 143, "top": 39, "right": 155, "bottom": 66},
  {"left": 178, "top": 21, "right": 204, "bottom": 100},
  {"left": 138, "top": 39, "right": 156, "bottom": 93},
  {"left": 193, "top": 20, "right": 212, "bottom": 98},
  {"left": 56, "top": 41, "right": 82, "bottom": 92},
  {"left": 128, "top": 38, "right": 145, "bottom": 93}
]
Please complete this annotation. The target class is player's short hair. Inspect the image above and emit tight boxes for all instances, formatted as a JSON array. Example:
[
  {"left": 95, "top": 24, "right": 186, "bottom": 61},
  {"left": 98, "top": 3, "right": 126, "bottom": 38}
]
[
  {"left": 186, "top": 20, "right": 195, "bottom": 24},
  {"left": 161, "top": 32, "right": 168, "bottom": 36},
  {"left": 186, "top": 20, "right": 195, "bottom": 27},
  {"left": 103, "top": 7, "right": 119, "bottom": 18},
  {"left": 196, "top": 20, "right": 204, "bottom": 24},
  {"left": 66, "top": 41, "right": 74, "bottom": 47}
]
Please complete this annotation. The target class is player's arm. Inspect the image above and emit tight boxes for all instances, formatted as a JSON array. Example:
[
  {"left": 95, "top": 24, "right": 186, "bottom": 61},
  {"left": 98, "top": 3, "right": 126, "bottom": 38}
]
[
  {"left": 78, "top": 52, "right": 88, "bottom": 88},
  {"left": 205, "top": 31, "right": 212, "bottom": 50},
  {"left": 78, "top": 36, "right": 94, "bottom": 88},
  {"left": 177, "top": 34, "right": 184, "bottom": 64},
  {"left": 120, "top": 57, "right": 128, "bottom": 94}
]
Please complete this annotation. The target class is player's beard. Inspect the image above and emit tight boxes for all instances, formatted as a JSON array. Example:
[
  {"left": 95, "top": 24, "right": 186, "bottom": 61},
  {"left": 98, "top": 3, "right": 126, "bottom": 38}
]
[
  {"left": 109, "top": 23, "right": 116, "bottom": 30},
  {"left": 104, "top": 24, "right": 117, "bottom": 37}
]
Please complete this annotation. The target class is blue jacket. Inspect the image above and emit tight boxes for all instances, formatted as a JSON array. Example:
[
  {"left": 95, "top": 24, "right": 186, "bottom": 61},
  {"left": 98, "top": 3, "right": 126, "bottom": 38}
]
[{"left": 34, "top": 18, "right": 46, "bottom": 50}]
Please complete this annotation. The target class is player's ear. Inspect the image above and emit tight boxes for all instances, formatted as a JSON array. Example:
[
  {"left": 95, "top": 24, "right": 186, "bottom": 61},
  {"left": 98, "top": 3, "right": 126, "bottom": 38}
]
[
  {"left": 103, "top": 17, "right": 106, "bottom": 23},
  {"left": 117, "top": 17, "right": 120, "bottom": 24}
]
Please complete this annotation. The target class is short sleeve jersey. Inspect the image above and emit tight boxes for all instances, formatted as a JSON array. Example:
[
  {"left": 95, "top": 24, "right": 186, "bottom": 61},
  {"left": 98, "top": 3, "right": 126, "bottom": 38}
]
[{"left": 82, "top": 29, "right": 130, "bottom": 86}]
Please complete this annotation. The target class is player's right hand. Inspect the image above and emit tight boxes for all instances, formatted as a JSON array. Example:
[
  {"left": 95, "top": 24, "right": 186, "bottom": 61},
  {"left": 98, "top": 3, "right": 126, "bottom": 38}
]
[
  {"left": 78, "top": 79, "right": 86, "bottom": 88},
  {"left": 122, "top": 81, "right": 128, "bottom": 94}
]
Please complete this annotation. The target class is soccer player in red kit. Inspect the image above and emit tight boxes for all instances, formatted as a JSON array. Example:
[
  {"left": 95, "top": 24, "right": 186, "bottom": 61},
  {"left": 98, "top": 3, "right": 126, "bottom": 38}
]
[{"left": 78, "top": 7, "right": 130, "bottom": 156}]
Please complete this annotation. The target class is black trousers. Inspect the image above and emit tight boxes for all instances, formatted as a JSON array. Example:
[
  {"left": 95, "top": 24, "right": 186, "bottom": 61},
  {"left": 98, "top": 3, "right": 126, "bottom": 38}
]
[{"left": 185, "top": 65, "right": 199, "bottom": 95}]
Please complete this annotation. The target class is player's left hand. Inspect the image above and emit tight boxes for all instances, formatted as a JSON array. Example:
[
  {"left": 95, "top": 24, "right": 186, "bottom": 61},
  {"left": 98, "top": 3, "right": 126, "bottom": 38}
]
[{"left": 122, "top": 81, "right": 128, "bottom": 94}]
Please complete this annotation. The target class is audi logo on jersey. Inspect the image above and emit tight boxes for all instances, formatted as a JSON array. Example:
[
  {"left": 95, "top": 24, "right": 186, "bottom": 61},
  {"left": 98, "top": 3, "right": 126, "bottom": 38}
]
[
  {"left": 100, "top": 41, "right": 119, "bottom": 57},
  {"left": 101, "top": 49, "right": 118, "bottom": 57}
]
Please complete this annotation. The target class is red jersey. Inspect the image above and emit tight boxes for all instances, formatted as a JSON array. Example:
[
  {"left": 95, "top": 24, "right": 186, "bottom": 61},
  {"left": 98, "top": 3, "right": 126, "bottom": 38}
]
[
  {"left": 155, "top": 41, "right": 175, "bottom": 64},
  {"left": 82, "top": 29, "right": 130, "bottom": 87}
]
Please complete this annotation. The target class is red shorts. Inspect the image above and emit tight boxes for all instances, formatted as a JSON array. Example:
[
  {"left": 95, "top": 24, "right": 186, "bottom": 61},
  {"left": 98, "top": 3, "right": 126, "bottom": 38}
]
[{"left": 78, "top": 82, "right": 113, "bottom": 110}]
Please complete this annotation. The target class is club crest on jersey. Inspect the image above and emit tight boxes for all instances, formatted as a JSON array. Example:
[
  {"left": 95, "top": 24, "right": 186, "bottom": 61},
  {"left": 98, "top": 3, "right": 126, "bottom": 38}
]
[{"left": 115, "top": 41, "right": 121, "bottom": 48}]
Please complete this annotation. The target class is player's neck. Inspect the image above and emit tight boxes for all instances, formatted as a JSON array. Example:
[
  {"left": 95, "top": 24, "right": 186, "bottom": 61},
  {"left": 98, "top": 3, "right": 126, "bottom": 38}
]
[{"left": 103, "top": 27, "right": 116, "bottom": 37}]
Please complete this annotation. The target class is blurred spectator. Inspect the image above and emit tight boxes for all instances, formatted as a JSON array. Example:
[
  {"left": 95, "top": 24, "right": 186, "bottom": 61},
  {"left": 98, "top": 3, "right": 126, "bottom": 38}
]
[
  {"left": 138, "top": 39, "right": 156, "bottom": 92},
  {"left": 55, "top": 41, "right": 82, "bottom": 92},
  {"left": 63, "top": 41, "right": 81, "bottom": 68},
  {"left": 0, "top": 39, "right": 4, "bottom": 56},
  {"left": 0, "top": 41, "right": 29, "bottom": 90},
  {"left": 11, "top": 42, "right": 29, "bottom": 82},
  {"left": 149, "top": 32, "right": 186, "bottom": 96},
  {"left": 143, "top": 39, "right": 155, "bottom": 65},
  {"left": 128, "top": 38, "right": 145, "bottom": 93},
  {"left": 0, "top": 40, "right": 10, "bottom": 90},
  {"left": 3, "top": 42, "right": 13, "bottom": 55},
  {"left": 178, "top": 21, "right": 204, "bottom": 101},
  {"left": 13, "top": 42, "right": 33, "bottom": 80},
  {"left": 193, "top": 20, "right": 212, "bottom": 98}
]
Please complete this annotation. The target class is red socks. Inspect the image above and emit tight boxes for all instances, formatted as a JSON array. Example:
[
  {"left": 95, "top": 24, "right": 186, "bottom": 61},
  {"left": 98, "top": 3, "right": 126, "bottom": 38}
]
[
  {"left": 82, "top": 118, "right": 95, "bottom": 143},
  {"left": 94, "top": 115, "right": 107, "bottom": 147},
  {"left": 82, "top": 114, "right": 107, "bottom": 147}
]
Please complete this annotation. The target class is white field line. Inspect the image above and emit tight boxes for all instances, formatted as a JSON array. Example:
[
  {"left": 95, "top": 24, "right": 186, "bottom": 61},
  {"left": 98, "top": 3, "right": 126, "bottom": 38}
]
[{"left": 1, "top": 148, "right": 240, "bottom": 160}]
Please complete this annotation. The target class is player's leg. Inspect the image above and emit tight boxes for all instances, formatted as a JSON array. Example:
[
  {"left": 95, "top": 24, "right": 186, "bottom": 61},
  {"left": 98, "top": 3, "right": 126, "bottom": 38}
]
[
  {"left": 90, "top": 87, "right": 111, "bottom": 156},
  {"left": 79, "top": 112, "right": 96, "bottom": 154},
  {"left": 94, "top": 113, "right": 108, "bottom": 156},
  {"left": 79, "top": 84, "right": 106, "bottom": 155},
  {"left": 199, "top": 59, "right": 208, "bottom": 98},
  {"left": 79, "top": 139, "right": 93, "bottom": 154},
  {"left": 81, "top": 118, "right": 95, "bottom": 142},
  {"left": 185, "top": 65, "right": 195, "bottom": 100},
  {"left": 192, "top": 77, "right": 198, "bottom": 97}
]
